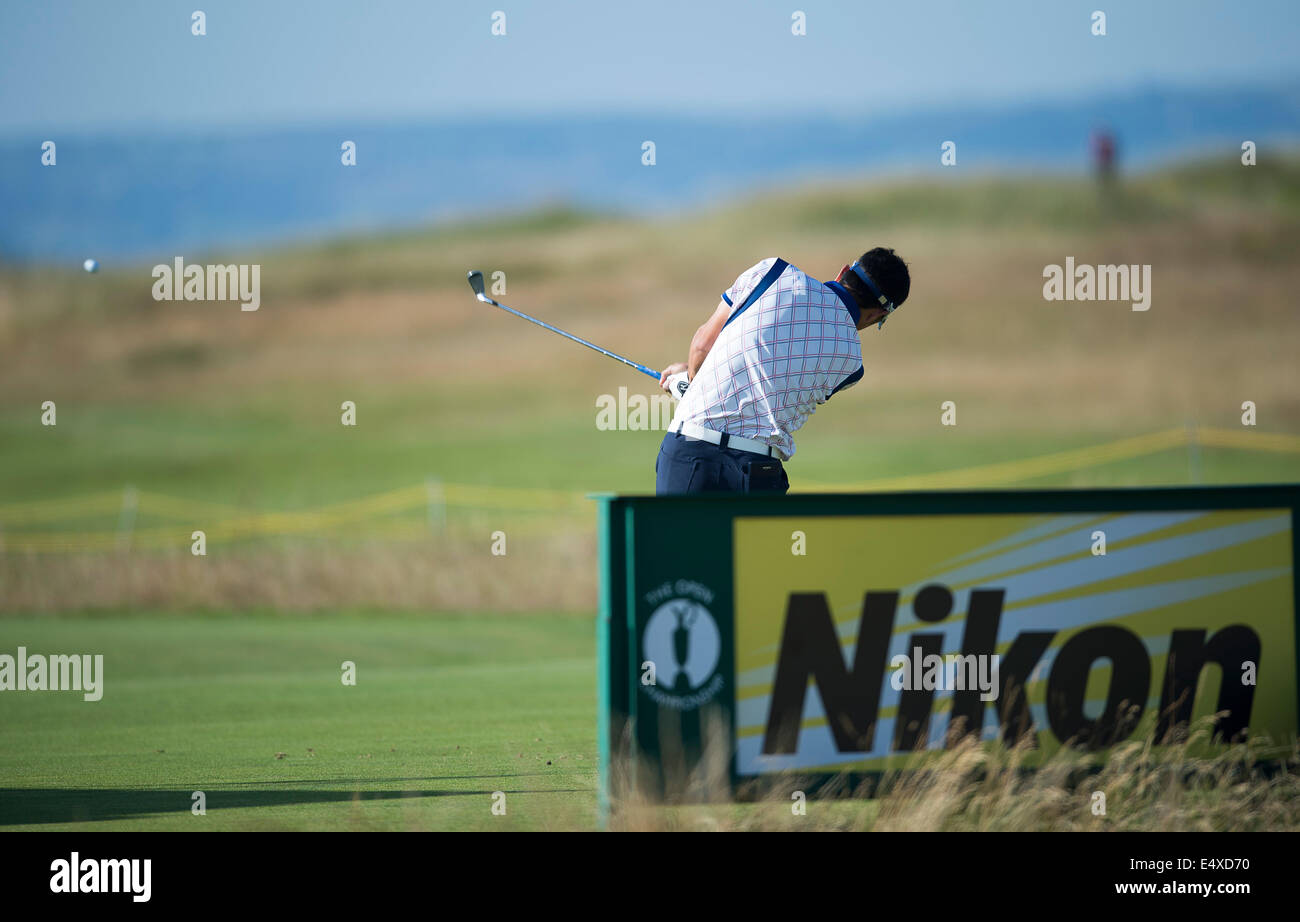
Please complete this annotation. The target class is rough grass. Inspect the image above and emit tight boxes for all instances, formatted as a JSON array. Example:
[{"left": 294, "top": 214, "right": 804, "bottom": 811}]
[
  {"left": 0, "top": 533, "right": 596, "bottom": 613},
  {"left": 609, "top": 719, "right": 1300, "bottom": 832},
  {"left": 0, "top": 156, "right": 1298, "bottom": 613}
]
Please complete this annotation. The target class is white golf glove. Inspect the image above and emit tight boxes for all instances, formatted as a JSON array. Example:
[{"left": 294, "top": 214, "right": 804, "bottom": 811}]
[{"left": 665, "top": 371, "right": 690, "bottom": 400}]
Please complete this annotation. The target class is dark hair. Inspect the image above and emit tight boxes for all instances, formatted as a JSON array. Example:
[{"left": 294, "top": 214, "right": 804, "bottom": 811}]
[{"left": 847, "top": 247, "right": 910, "bottom": 309}]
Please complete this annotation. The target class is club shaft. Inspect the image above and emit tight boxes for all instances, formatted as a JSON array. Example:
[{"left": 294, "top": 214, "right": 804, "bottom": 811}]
[{"left": 485, "top": 298, "right": 661, "bottom": 380}]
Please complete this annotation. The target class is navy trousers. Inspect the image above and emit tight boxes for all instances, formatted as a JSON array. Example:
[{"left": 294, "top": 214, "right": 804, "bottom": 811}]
[{"left": 654, "top": 430, "right": 790, "bottom": 495}]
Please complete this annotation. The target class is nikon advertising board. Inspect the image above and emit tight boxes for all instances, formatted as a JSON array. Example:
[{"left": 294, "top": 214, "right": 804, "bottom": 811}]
[{"left": 597, "top": 486, "right": 1299, "bottom": 803}]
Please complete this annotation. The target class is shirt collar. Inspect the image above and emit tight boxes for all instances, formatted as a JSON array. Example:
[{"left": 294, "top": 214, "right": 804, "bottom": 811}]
[{"left": 825, "top": 280, "right": 861, "bottom": 325}]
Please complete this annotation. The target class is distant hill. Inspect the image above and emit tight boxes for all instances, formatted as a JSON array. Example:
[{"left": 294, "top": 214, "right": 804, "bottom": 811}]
[
  {"left": 0, "top": 80, "right": 1297, "bottom": 264},
  {"left": 5, "top": 154, "right": 1298, "bottom": 321}
]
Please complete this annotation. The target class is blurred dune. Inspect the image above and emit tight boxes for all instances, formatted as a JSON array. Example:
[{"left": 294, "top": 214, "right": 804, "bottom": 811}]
[{"left": 1, "top": 157, "right": 1298, "bottom": 611}]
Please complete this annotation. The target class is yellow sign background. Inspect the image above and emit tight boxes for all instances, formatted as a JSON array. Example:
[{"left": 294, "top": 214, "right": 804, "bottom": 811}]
[{"left": 734, "top": 509, "right": 1296, "bottom": 774}]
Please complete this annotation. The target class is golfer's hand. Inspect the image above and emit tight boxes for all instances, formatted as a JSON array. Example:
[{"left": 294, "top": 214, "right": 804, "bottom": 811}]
[{"left": 659, "top": 362, "right": 688, "bottom": 393}]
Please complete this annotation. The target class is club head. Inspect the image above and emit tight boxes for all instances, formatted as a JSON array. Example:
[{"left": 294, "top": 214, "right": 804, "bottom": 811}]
[{"left": 466, "top": 269, "right": 490, "bottom": 302}]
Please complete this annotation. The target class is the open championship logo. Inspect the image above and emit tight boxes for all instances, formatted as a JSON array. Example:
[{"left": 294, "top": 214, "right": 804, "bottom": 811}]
[{"left": 641, "top": 594, "right": 724, "bottom": 710}]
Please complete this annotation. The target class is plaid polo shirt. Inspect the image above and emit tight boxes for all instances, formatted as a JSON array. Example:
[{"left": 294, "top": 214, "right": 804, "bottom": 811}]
[{"left": 669, "top": 257, "right": 865, "bottom": 461}]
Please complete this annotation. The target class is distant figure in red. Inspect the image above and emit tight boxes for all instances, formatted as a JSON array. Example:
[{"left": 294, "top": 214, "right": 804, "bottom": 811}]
[{"left": 1090, "top": 128, "right": 1117, "bottom": 185}]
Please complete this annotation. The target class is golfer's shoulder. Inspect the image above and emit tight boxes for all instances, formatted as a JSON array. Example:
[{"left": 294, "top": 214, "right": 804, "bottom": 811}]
[
  {"left": 729, "top": 256, "right": 789, "bottom": 292},
  {"left": 738, "top": 256, "right": 781, "bottom": 280}
]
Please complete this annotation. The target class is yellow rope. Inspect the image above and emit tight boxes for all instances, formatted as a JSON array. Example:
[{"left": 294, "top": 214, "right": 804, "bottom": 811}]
[{"left": 1, "top": 426, "right": 1295, "bottom": 551}]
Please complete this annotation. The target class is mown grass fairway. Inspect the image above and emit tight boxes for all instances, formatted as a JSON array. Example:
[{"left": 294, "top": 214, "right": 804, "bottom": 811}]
[{"left": 0, "top": 613, "right": 597, "bottom": 830}]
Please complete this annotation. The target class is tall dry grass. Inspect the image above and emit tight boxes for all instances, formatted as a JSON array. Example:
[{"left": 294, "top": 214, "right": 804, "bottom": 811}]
[
  {"left": 0, "top": 530, "right": 596, "bottom": 613},
  {"left": 607, "top": 716, "right": 1300, "bottom": 832}
]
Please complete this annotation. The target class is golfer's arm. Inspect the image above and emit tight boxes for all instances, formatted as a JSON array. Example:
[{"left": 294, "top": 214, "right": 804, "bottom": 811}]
[{"left": 687, "top": 300, "right": 731, "bottom": 379}]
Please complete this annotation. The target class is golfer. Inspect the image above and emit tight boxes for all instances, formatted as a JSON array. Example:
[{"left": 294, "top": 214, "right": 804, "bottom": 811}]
[{"left": 656, "top": 248, "right": 910, "bottom": 494}]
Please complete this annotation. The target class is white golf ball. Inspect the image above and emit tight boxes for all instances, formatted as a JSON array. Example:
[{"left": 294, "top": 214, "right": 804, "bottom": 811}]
[{"left": 83, "top": 258, "right": 99, "bottom": 273}]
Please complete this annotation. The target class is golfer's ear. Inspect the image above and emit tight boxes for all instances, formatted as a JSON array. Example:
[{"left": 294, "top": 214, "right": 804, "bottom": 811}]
[{"left": 837, "top": 264, "right": 850, "bottom": 282}]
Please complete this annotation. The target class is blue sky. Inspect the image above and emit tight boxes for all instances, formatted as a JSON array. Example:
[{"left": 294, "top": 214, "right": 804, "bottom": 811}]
[{"left": 2, "top": 0, "right": 1297, "bottom": 134}]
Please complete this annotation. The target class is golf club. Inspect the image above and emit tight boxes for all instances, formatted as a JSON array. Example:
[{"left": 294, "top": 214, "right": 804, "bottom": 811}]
[{"left": 467, "top": 269, "right": 671, "bottom": 385}]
